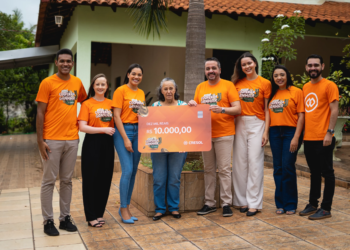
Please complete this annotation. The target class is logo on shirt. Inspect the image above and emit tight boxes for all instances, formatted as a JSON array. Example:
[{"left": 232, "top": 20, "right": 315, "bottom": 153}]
[
  {"left": 95, "top": 108, "right": 113, "bottom": 122},
  {"left": 269, "top": 99, "right": 289, "bottom": 113},
  {"left": 59, "top": 89, "right": 77, "bottom": 105},
  {"left": 201, "top": 93, "right": 222, "bottom": 105},
  {"left": 146, "top": 137, "right": 162, "bottom": 149},
  {"left": 129, "top": 99, "right": 144, "bottom": 113},
  {"left": 305, "top": 93, "right": 318, "bottom": 113},
  {"left": 239, "top": 89, "right": 259, "bottom": 102}
]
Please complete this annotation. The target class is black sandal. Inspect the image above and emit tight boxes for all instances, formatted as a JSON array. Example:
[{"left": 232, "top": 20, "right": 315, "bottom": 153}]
[
  {"left": 88, "top": 221, "right": 102, "bottom": 227},
  {"left": 97, "top": 219, "right": 105, "bottom": 225}
]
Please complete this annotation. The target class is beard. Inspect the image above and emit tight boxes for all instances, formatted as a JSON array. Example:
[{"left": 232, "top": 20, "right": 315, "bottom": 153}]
[
  {"left": 206, "top": 73, "right": 217, "bottom": 80},
  {"left": 308, "top": 69, "right": 322, "bottom": 79}
]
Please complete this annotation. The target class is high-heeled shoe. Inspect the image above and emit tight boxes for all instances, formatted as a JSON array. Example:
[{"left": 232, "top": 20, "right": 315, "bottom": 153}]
[
  {"left": 119, "top": 208, "right": 134, "bottom": 224},
  {"left": 131, "top": 216, "right": 138, "bottom": 221}
]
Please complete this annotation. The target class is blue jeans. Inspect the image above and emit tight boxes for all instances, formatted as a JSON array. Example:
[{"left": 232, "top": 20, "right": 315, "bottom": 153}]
[
  {"left": 269, "top": 126, "right": 298, "bottom": 211},
  {"left": 113, "top": 124, "right": 141, "bottom": 208},
  {"left": 151, "top": 152, "right": 186, "bottom": 213}
]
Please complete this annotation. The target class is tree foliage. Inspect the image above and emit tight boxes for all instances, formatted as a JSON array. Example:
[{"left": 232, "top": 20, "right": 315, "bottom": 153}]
[
  {"left": 128, "top": 0, "right": 170, "bottom": 39},
  {"left": 0, "top": 10, "right": 48, "bottom": 133},
  {"left": 259, "top": 12, "right": 305, "bottom": 80}
]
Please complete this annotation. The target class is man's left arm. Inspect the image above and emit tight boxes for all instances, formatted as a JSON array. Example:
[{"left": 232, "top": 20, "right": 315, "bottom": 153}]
[{"left": 324, "top": 100, "right": 339, "bottom": 146}]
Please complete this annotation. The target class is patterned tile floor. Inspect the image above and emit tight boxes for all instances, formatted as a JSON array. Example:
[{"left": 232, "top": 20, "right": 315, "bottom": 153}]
[{"left": 1, "top": 134, "right": 350, "bottom": 249}]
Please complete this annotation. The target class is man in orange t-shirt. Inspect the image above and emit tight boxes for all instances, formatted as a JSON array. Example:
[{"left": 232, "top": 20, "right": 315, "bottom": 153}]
[
  {"left": 36, "top": 49, "right": 87, "bottom": 236},
  {"left": 188, "top": 57, "right": 241, "bottom": 217},
  {"left": 299, "top": 54, "right": 339, "bottom": 220}
]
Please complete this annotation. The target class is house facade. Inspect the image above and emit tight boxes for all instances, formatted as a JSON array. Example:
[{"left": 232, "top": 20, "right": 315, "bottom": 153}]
[{"left": 34, "top": 0, "right": 350, "bottom": 154}]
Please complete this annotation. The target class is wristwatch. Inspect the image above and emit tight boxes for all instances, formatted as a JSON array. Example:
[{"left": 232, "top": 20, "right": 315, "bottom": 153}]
[
  {"left": 327, "top": 129, "right": 335, "bottom": 135},
  {"left": 221, "top": 107, "right": 225, "bottom": 114}
]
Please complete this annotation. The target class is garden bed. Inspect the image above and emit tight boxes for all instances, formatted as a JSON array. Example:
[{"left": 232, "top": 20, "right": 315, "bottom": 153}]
[{"left": 130, "top": 164, "right": 222, "bottom": 217}]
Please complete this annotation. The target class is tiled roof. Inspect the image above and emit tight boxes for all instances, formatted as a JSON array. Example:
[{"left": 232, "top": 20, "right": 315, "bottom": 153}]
[{"left": 56, "top": 0, "right": 350, "bottom": 23}]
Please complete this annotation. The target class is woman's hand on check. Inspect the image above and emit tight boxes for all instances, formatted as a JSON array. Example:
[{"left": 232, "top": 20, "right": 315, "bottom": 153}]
[{"left": 188, "top": 100, "right": 197, "bottom": 107}]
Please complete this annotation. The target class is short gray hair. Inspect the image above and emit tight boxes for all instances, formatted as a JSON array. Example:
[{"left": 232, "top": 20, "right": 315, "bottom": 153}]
[{"left": 157, "top": 77, "right": 180, "bottom": 101}]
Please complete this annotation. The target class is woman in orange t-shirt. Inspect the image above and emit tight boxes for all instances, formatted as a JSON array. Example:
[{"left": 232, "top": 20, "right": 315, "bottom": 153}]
[
  {"left": 267, "top": 65, "right": 304, "bottom": 215},
  {"left": 112, "top": 64, "right": 145, "bottom": 224},
  {"left": 232, "top": 52, "right": 271, "bottom": 216},
  {"left": 78, "top": 73, "right": 115, "bottom": 228}
]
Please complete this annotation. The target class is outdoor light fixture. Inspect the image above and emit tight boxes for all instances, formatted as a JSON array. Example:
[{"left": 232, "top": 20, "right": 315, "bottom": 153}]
[
  {"left": 55, "top": 6, "right": 63, "bottom": 27},
  {"left": 55, "top": 15, "right": 63, "bottom": 27}
]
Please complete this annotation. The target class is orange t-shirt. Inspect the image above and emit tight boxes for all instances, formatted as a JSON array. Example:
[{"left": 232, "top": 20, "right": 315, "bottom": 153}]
[
  {"left": 35, "top": 74, "right": 87, "bottom": 140},
  {"left": 303, "top": 78, "right": 339, "bottom": 141},
  {"left": 235, "top": 76, "right": 271, "bottom": 121},
  {"left": 194, "top": 79, "right": 240, "bottom": 138},
  {"left": 112, "top": 84, "right": 145, "bottom": 124},
  {"left": 78, "top": 98, "right": 114, "bottom": 131},
  {"left": 269, "top": 86, "right": 305, "bottom": 127}
]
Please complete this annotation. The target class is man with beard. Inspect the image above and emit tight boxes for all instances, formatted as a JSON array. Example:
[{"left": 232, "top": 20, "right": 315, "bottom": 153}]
[
  {"left": 188, "top": 57, "right": 241, "bottom": 217},
  {"left": 299, "top": 54, "right": 339, "bottom": 220},
  {"left": 36, "top": 49, "right": 87, "bottom": 235}
]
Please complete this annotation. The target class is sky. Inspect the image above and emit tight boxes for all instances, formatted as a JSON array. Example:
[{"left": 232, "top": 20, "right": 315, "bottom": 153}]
[{"left": 1, "top": 0, "right": 41, "bottom": 29}]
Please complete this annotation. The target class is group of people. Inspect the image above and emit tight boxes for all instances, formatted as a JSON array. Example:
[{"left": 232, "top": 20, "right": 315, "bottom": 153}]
[{"left": 36, "top": 48, "right": 338, "bottom": 236}]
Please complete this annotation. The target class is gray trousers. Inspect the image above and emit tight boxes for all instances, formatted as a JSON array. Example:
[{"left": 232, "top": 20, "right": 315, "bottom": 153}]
[{"left": 41, "top": 139, "right": 79, "bottom": 222}]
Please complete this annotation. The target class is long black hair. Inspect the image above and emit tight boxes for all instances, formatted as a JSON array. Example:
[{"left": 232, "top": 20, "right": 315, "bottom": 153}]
[
  {"left": 124, "top": 63, "right": 143, "bottom": 84},
  {"left": 86, "top": 73, "right": 109, "bottom": 101},
  {"left": 231, "top": 52, "right": 259, "bottom": 84},
  {"left": 268, "top": 65, "right": 293, "bottom": 104}
]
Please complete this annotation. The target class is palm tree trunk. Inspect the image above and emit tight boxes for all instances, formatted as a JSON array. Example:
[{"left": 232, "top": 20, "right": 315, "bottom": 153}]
[{"left": 184, "top": 0, "right": 206, "bottom": 102}]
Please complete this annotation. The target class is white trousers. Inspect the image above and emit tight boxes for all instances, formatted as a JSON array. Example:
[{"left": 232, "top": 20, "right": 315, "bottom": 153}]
[{"left": 232, "top": 116, "right": 265, "bottom": 209}]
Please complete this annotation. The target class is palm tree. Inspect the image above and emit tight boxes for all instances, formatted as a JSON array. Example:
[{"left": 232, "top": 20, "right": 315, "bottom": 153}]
[{"left": 129, "top": 0, "right": 206, "bottom": 102}]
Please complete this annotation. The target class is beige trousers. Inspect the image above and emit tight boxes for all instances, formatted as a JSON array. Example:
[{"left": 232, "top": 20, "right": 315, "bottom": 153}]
[
  {"left": 232, "top": 116, "right": 265, "bottom": 209},
  {"left": 202, "top": 135, "right": 234, "bottom": 207},
  {"left": 41, "top": 139, "right": 79, "bottom": 222}
]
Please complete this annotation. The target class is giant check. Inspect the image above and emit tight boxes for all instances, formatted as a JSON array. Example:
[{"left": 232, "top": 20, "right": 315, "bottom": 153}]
[{"left": 138, "top": 105, "right": 212, "bottom": 153}]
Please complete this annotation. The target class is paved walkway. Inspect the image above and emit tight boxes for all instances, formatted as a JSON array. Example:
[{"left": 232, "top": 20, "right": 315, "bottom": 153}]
[{"left": 1, "top": 134, "right": 350, "bottom": 249}]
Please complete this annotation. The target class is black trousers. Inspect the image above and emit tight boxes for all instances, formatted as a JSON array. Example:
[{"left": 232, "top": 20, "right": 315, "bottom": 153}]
[
  {"left": 304, "top": 137, "right": 335, "bottom": 211},
  {"left": 82, "top": 133, "right": 115, "bottom": 221}
]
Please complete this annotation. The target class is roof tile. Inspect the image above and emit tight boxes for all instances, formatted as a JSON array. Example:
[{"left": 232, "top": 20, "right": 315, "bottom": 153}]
[{"left": 55, "top": 0, "right": 350, "bottom": 23}]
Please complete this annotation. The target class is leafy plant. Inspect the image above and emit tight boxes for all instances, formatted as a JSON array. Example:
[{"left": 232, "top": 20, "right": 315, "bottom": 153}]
[
  {"left": 292, "top": 73, "right": 310, "bottom": 90},
  {"left": 140, "top": 156, "right": 153, "bottom": 168},
  {"left": 341, "top": 44, "right": 350, "bottom": 70},
  {"left": 182, "top": 156, "right": 204, "bottom": 171},
  {"left": 140, "top": 155, "right": 204, "bottom": 171},
  {"left": 327, "top": 70, "right": 350, "bottom": 116},
  {"left": 259, "top": 11, "right": 305, "bottom": 80}
]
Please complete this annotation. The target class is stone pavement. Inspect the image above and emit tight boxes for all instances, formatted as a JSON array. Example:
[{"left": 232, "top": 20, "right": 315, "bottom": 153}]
[{"left": 1, "top": 134, "right": 350, "bottom": 249}]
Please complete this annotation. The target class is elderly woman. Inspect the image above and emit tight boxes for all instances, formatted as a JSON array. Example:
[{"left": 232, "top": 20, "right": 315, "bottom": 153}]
[{"left": 151, "top": 77, "right": 187, "bottom": 221}]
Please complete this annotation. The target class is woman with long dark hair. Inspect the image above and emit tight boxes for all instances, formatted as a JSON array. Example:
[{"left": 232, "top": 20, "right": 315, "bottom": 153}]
[
  {"left": 268, "top": 65, "right": 304, "bottom": 215},
  {"left": 78, "top": 73, "right": 115, "bottom": 227},
  {"left": 231, "top": 52, "right": 271, "bottom": 216},
  {"left": 112, "top": 64, "right": 145, "bottom": 224}
]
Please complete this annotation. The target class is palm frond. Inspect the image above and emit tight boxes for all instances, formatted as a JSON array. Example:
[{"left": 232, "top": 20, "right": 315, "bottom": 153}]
[{"left": 127, "top": 0, "right": 171, "bottom": 39}]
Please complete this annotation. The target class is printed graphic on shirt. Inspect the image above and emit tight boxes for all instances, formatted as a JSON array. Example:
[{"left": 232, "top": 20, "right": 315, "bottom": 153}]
[
  {"left": 201, "top": 93, "right": 222, "bottom": 105},
  {"left": 145, "top": 137, "right": 162, "bottom": 149},
  {"left": 305, "top": 92, "right": 318, "bottom": 113},
  {"left": 269, "top": 99, "right": 289, "bottom": 113},
  {"left": 129, "top": 99, "right": 144, "bottom": 113},
  {"left": 239, "top": 88, "right": 259, "bottom": 102},
  {"left": 95, "top": 108, "right": 113, "bottom": 122},
  {"left": 59, "top": 89, "right": 77, "bottom": 105}
]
